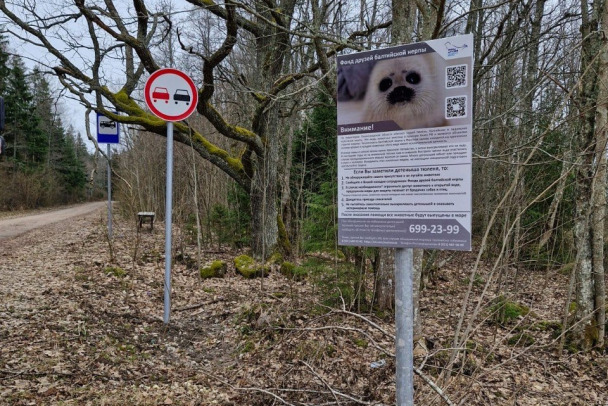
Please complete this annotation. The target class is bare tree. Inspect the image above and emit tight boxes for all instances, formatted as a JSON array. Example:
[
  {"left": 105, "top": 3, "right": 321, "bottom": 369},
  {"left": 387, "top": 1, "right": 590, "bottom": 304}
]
[{"left": 0, "top": 0, "right": 389, "bottom": 259}]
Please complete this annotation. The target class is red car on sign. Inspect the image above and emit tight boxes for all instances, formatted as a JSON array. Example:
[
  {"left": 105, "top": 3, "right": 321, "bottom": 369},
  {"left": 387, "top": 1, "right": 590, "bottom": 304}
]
[{"left": 152, "top": 87, "right": 170, "bottom": 103}]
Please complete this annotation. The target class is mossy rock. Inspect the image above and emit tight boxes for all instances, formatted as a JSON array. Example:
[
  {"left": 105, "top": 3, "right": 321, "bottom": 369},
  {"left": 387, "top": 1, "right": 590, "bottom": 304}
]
[
  {"left": 506, "top": 333, "right": 535, "bottom": 347},
  {"left": 104, "top": 266, "right": 126, "bottom": 278},
  {"left": 267, "top": 252, "right": 283, "bottom": 265},
  {"left": 199, "top": 260, "right": 227, "bottom": 279},
  {"left": 490, "top": 295, "right": 529, "bottom": 325},
  {"left": 280, "top": 261, "right": 308, "bottom": 281},
  {"left": 280, "top": 261, "right": 295, "bottom": 276},
  {"left": 234, "top": 255, "right": 270, "bottom": 278}
]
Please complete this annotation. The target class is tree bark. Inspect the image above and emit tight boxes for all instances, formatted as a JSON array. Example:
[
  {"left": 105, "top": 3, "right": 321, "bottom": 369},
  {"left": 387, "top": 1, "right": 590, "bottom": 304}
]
[
  {"left": 590, "top": 4, "right": 608, "bottom": 347},
  {"left": 572, "top": 0, "right": 606, "bottom": 350},
  {"left": 248, "top": 0, "right": 297, "bottom": 259}
]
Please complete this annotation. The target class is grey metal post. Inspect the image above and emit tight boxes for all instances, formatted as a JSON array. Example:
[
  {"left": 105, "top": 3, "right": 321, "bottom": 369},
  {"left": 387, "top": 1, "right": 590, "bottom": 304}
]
[
  {"left": 107, "top": 143, "right": 112, "bottom": 239},
  {"left": 395, "top": 247, "right": 414, "bottom": 405},
  {"left": 164, "top": 122, "right": 174, "bottom": 324}
]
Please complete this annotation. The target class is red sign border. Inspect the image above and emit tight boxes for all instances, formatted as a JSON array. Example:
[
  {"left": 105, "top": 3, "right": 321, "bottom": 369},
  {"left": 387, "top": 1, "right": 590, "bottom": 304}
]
[{"left": 144, "top": 68, "right": 198, "bottom": 122}]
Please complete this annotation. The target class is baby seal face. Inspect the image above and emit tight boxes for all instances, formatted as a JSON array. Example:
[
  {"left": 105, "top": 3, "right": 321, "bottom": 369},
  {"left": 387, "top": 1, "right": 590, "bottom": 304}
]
[{"left": 363, "top": 53, "right": 445, "bottom": 130}]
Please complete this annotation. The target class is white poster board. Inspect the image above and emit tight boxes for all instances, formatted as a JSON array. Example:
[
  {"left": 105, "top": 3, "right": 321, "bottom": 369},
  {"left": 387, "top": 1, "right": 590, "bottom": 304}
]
[{"left": 337, "top": 34, "right": 473, "bottom": 251}]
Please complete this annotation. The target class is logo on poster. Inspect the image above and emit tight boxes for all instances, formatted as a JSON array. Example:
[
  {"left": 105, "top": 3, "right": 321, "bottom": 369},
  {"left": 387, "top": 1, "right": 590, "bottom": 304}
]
[{"left": 444, "top": 41, "right": 468, "bottom": 57}]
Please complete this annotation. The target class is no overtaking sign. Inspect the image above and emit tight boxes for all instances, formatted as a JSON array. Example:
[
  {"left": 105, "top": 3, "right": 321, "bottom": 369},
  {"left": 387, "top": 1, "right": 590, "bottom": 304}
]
[
  {"left": 144, "top": 68, "right": 198, "bottom": 121},
  {"left": 143, "top": 67, "right": 199, "bottom": 325}
]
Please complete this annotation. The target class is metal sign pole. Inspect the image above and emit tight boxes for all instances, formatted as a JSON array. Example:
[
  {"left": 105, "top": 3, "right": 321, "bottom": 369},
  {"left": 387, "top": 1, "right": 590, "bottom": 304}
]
[
  {"left": 143, "top": 68, "right": 197, "bottom": 325},
  {"left": 395, "top": 247, "right": 414, "bottom": 405},
  {"left": 163, "top": 122, "right": 174, "bottom": 324},
  {"left": 107, "top": 144, "right": 112, "bottom": 239}
]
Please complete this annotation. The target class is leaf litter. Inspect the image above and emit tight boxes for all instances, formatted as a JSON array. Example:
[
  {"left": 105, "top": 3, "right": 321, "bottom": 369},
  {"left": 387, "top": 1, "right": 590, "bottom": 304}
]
[{"left": 0, "top": 208, "right": 606, "bottom": 405}]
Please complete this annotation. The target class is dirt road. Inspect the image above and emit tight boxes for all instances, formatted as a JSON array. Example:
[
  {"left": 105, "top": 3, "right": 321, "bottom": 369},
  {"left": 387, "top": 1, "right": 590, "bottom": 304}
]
[{"left": 0, "top": 201, "right": 107, "bottom": 240}]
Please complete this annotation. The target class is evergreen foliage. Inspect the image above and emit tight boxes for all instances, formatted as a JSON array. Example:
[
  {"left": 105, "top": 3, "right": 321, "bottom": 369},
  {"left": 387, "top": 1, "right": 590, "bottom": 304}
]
[
  {"left": 0, "top": 33, "right": 10, "bottom": 96},
  {"left": 521, "top": 128, "right": 576, "bottom": 266},
  {"left": 4, "top": 56, "right": 45, "bottom": 164},
  {"left": 292, "top": 93, "right": 338, "bottom": 253},
  {"left": 0, "top": 37, "right": 91, "bottom": 209},
  {"left": 208, "top": 186, "right": 250, "bottom": 248}
]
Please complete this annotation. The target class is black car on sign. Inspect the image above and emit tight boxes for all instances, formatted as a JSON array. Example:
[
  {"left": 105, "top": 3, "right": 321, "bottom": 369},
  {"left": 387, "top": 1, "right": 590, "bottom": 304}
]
[
  {"left": 100, "top": 120, "right": 116, "bottom": 129},
  {"left": 173, "top": 89, "right": 191, "bottom": 105}
]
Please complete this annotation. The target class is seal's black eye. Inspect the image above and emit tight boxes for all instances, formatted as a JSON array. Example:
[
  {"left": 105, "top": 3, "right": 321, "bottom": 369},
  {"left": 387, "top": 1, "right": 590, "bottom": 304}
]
[
  {"left": 379, "top": 78, "right": 392, "bottom": 92},
  {"left": 406, "top": 72, "right": 421, "bottom": 85}
]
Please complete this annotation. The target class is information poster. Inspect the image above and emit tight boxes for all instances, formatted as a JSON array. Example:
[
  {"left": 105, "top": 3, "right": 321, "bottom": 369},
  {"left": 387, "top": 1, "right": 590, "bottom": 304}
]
[{"left": 337, "top": 34, "right": 473, "bottom": 250}]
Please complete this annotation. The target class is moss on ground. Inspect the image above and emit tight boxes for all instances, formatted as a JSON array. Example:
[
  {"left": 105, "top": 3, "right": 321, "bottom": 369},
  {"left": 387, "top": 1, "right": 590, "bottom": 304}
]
[
  {"left": 199, "top": 260, "right": 227, "bottom": 279},
  {"left": 490, "top": 295, "right": 530, "bottom": 325},
  {"left": 234, "top": 255, "right": 269, "bottom": 278},
  {"left": 104, "top": 266, "right": 126, "bottom": 278}
]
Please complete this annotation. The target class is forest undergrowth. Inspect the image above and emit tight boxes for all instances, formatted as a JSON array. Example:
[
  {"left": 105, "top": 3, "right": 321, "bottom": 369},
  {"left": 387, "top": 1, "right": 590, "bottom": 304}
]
[{"left": 0, "top": 209, "right": 606, "bottom": 405}]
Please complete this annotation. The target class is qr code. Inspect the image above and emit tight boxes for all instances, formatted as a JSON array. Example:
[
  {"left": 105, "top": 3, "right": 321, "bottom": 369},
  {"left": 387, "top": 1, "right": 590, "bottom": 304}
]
[
  {"left": 446, "top": 64, "right": 467, "bottom": 88},
  {"left": 446, "top": 96, "right": 467, "bottom": 119}
]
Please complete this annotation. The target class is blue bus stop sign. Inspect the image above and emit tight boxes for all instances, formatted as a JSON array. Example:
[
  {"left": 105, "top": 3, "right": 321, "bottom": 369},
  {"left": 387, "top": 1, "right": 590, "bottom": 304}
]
[{"left": 97, "top": 112, "right": 119, "bottom": 144}]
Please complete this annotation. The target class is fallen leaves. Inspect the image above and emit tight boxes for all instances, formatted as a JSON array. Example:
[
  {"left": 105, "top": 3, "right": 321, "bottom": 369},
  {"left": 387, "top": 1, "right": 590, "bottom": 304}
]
[{"left": 0, "top": 208, "right": 607, "bottom": 405}]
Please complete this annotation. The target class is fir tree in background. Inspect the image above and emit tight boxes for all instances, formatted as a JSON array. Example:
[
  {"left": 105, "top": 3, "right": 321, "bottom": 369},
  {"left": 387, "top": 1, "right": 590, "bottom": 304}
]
[
  {"left": 292, "top": 93, "right": 338, "bottom": 253},
  {"left": 0, "top": 38, "right": 92, "bottom": 208},
  {"left": 0, "top": 33, "right": 10, "bottom": 96},
  {"left": 56, "top": 127, "right": 87, "bottom": 200},
  {"left": 4, "top": 56, "right": 46, "bottom": 166}
]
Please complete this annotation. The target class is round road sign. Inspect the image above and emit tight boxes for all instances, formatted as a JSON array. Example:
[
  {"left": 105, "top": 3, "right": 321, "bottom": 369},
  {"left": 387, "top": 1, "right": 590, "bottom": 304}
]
[{"left": 144, "top": 68, "right": 198, "bottom": 121}]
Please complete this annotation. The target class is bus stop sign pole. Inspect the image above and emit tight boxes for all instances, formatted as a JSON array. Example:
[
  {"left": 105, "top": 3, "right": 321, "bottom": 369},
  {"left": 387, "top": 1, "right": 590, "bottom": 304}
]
[{"left": 107, "top": 144, "right": 112, "bottom": 239}]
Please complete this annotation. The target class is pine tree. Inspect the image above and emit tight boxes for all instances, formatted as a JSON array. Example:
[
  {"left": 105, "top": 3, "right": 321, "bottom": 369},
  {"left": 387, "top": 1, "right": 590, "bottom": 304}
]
[
  {"left": 4, "top": 56, "right": 46, "bottom": 166},
  {"left": 30, "top": 67, "right": 55, "bottom": 167},
  {"left": 57, "top": 128, "right": 87, "bottom": 199},
  {"left": 0, "top": 32, "right": 10, "bottom": 96}
]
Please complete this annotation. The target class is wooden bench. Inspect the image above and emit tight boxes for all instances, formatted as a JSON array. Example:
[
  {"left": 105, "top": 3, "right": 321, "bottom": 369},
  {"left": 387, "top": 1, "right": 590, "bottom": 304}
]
[{"left": 137, "top": 212, "right": 155, "bottom": 231}]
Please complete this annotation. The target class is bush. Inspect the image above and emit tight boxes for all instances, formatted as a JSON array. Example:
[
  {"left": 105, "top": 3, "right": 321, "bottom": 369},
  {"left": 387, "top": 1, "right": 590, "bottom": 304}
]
[{"left": 208, "top": 187, "right": 250, "bottom": 248}]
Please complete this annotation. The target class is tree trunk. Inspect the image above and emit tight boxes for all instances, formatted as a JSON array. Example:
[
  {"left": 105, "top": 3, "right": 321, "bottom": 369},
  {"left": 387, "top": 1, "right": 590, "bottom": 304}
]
[
  {"left": 590, "top": 5, "right": 608, "bottom": 347},
  {"left": 573, "top": 178, "right": 595, "bottom": 349},
  {"left": 248, "top": 0, "right": 296, "bottom": 260},
  {"left": 250, "top": 92, "right": 280, "bottom": 259},
  {"left": 572, "top": 0, "right": 606, "bottom": 350}
]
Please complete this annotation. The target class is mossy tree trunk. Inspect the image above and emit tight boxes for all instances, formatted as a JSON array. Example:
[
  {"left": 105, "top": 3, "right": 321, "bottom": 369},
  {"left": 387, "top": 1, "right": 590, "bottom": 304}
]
[{"left": 247, "top": 0, "right": 296, "bottom": 260}]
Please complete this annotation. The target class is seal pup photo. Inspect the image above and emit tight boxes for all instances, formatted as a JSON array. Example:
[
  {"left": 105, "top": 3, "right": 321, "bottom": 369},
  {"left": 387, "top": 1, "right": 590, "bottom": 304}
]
[{"left": 362, "top": 53, "right": 446, "bottom": 130}]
